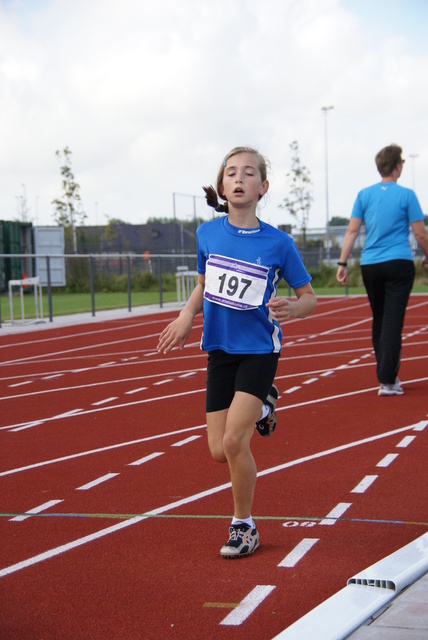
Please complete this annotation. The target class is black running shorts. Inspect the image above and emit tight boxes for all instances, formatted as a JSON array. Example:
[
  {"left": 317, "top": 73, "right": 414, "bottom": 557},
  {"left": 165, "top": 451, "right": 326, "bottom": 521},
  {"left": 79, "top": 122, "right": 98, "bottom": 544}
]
[{"left": 206, "top": 350, "right": 279, "bottom": 413}]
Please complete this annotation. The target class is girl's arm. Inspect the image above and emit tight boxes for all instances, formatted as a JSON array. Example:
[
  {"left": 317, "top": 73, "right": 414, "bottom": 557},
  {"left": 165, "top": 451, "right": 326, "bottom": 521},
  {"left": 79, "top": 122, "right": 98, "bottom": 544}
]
[
  {"left": 266, "top": 282, "right": 316, "bottom": 323},
  {"left": 157, "top": 275, "right": 205, "bottom": 354}
]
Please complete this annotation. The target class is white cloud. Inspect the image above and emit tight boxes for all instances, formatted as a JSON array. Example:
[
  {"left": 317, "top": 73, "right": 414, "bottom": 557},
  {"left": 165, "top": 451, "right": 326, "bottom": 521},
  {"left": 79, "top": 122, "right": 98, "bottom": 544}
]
[{"left": 0, "top": 0, "right": 427, "bottom": 231}]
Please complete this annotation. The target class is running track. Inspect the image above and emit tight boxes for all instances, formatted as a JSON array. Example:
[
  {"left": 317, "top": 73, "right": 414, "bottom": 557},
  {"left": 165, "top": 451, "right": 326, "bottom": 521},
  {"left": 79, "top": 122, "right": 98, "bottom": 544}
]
[{"left": 0, "top": 295, "right": 427, "bottom": 639}]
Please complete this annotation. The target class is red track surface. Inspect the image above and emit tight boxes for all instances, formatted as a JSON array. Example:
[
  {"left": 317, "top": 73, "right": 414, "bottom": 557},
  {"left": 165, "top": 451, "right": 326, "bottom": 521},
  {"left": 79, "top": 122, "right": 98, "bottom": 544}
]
[{"left": 1, "top": 295, "right": 427, "bottom": 639}]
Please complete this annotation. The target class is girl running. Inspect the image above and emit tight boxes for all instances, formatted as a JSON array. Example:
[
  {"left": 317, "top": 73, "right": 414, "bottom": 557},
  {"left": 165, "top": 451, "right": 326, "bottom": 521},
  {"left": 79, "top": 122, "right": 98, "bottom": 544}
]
[{"left": 158, "top": 146, "right": 316, "bottom": 558}]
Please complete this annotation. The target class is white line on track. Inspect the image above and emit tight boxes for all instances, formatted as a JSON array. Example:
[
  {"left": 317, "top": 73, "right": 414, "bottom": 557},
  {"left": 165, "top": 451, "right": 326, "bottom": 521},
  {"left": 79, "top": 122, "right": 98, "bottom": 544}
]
[
  {"left": 350, "top": 475, "right": 378, "bottom": 494},
  {"left": 376, "top": 453, "right": 399, "bottom": 468},
  {"left": 0, "top": 422, "right": 422, "bottom": 578},
  {"left": 277, "top": 538, "right": 319, "bottom": 568},
  {"left": 171, "top": 435, "right": 202, "bottom": 447},
  {"left": 219, "top": 585, "right": 276, "bottom": 626},
  {"left": 128, "top": 452, "right": 164, "bottom": 466},
  {"left": 396, "top": 435, "right": 416, "bottom": 448},
  {"left": 91, "top": 397, "right": 118, "bottom": 406},
  {"left": 76, "top": 473, "right": 119, "bottom": 490},
  {"left": 9, "top": 500, "right": 64, "bottom": 522},
  {"left": 319, "top": 502, "right": 352, "bottom": 526}
]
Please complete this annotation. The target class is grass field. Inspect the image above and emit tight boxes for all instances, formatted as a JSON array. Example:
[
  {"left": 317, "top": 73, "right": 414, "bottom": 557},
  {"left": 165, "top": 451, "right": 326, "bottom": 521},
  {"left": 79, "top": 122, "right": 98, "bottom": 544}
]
[{"left": 1, "top": 283, "right": 427, "bottom": 323}]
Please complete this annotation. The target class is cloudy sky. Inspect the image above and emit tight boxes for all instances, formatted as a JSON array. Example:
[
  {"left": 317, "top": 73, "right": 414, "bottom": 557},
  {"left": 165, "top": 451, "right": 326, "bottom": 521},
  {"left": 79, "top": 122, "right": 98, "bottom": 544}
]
[{"left": 1, "top": 0, "right": 427, "bottom": 233}]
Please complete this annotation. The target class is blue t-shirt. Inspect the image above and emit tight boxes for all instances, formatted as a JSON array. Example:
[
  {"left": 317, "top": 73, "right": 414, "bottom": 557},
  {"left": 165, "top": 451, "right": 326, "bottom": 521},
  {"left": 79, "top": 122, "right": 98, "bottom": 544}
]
[
  {"left": 351, "top": 182, "right": 424, "bottom": 265},
  {"left": 197, "top": 216, "right": 312, "bottom": 354}
]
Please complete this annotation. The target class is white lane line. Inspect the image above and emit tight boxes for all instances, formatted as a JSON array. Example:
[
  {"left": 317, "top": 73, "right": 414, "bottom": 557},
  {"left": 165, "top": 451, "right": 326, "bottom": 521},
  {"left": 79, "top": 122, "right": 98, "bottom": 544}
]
[
  {"left": 76, "top": 473, "right": 119, "bottom": 490},
  {"left": 284, "top": 386, "right": 301, "bottom": 394},
  {"left": 396, "top": 435, "right": 416, "bottom": 448},
  {"left": 0, "top": 422, "right": 422, "bottom": 577},
  {"left": 9, "top": 420, "right": 45, "bottom": 432},
  {"left": 92, "top": 397, "right": 118, "bottom": 406},
  {"left": 98, "top": 362, "right": 116, "bottom": 368},
  {"left": 303, "top": 378, "right": 318, "bottom": 385},
  {"left": 319, "top": 502, "right": 352, "bottom": 526},
  {"left": 376, "top": 453, "right": 399, "bottom": 468},
  {"left": 9, "top": 500, "right": 64, "bottom": 522},
  {"left": 125, "top": 387, "right": 148, "bottom": 395},
  {"left": 278, "top": 538, "right": 319, "bottom": 568},
  {"left": 320, "top": 371, "right": 334, "bottom": 377},
  {"left": 413, "top": 421, "right": 428, "bottom": 432},
  {"left": 171, "top": 435, "right": 202, "bottom": 447},
  {"left": 9, "top": 381, "right": 33, "bottom": 388},
  {"left": 42, "top": 374, "right": 64, "bottom": 380},
  {"left": 153, "top": 379, "right": 173, "bottom": 385},
  {"left": 219, "top": 585, "right": 276, "bottom": 626},
  {"left": 351, "top": 475, "right": 378, "bottom": 494},
  {"left": 128, "top": 452, "right": 164, "bottom": 466},
  {"left": 179, "top": 372, "right": 196, "bottom": 378}
]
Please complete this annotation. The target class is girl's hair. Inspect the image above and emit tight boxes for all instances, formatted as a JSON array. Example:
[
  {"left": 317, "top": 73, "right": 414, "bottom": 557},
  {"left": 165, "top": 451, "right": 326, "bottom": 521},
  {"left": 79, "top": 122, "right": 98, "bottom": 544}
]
[
  {"left": 203, "top": 146, "right": 269, "bottom": 213},
  {"left": 375, "top": 144, "right": 404, "bottom": 177}
]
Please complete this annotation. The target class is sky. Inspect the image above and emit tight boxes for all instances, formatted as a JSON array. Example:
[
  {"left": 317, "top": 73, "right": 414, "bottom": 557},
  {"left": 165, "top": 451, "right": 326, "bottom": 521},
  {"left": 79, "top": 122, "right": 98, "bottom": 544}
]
[{"left": 1, "top": 0, "right": 428, "bottom": 232}]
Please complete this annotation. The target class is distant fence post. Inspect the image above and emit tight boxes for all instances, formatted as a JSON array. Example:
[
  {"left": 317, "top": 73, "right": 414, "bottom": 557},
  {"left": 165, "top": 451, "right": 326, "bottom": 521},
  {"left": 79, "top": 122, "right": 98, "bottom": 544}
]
[
  {"left": 158, "top": 256, "right": 163, "bottom": 308},
  {"left": 90, "top": 256, "right": 95, "bottom": 316},
  {"left": 46, "top": 255, "right": 53, "bottom": 322},
  {"left": 127, "top": 255, "right": 132, "bottom": 312}
]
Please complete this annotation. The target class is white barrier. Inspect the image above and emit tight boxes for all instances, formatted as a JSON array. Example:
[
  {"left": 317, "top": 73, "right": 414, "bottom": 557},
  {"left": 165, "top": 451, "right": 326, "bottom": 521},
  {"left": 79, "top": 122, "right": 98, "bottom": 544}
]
[
  {"left": 8, "top": 277, "right": 44, "bottom": 324},
  {"left": 176, "top": 267, "right": 198, "bottom": 303}
]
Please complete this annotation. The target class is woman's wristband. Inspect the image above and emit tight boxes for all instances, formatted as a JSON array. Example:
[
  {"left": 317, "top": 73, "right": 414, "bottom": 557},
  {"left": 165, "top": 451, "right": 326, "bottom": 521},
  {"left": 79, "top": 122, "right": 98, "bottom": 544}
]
[{"left": 337, "top": 261, "right": 347, "bottom": 267}]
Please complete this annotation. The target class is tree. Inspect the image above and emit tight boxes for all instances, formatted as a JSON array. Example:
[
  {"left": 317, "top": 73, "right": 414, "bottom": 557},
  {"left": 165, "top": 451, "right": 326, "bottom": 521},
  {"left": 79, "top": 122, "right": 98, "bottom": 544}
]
[
  {"left": 279, "top": 140, "right": 313, "bottom": 258},
  {"left": 52, "top": 147, "right": 86, "bottom": 253},
  {"left": 329, "top": 216, "right": 350, "bottom": 226}
]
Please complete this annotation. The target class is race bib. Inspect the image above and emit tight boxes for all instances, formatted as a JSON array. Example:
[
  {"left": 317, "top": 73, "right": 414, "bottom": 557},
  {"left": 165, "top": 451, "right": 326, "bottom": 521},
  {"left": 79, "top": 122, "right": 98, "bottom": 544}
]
[{"left": 204, "top": 254, "right": 269, "bottom": 310}]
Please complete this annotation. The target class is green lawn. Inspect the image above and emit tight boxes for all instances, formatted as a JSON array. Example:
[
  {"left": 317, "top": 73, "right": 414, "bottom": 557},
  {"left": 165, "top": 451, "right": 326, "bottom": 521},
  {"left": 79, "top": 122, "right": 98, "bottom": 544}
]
[{"left": 1, "top": 284, "right": 426, "bottom": 323}]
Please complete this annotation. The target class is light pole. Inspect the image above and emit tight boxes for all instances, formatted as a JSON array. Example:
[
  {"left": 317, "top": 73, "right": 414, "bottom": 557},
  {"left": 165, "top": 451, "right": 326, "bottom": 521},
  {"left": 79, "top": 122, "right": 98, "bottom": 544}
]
[
  {"left": 322, "top": 106, "right": 334, "bottom": 261},
  {"left": 409, "top": 153, "right": 418, "bottom": 191}
]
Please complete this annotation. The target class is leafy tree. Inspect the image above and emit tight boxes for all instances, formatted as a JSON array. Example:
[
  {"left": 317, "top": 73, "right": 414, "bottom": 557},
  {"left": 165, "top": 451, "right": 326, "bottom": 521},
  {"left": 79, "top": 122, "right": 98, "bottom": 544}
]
[
  {"left": 279, "top": 141, "right": 313, "bottom": 258},
  {"left": 329, "top": 216, "right": 350, "bottom": 226},
  {"left": 52, "top": 147, "right": 86, "bottom": 253}
]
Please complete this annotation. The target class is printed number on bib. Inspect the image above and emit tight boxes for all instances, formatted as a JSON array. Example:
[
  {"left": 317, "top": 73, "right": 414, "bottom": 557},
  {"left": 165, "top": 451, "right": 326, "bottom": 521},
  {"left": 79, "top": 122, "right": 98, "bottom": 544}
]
[{"left": 204, "top": 254, "right": 269, "bottom": 310}]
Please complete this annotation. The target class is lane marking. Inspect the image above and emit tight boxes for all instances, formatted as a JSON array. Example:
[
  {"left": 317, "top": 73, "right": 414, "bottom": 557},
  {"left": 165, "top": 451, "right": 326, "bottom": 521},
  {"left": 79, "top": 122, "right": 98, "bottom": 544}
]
[
  {"left": 171, "top": 435, "right": 202, "bottom": 447},
  {"left": 0, "top": 421, "right": 424, "bottom": 576},
  {"left": 0, "top": 424, "right": 208, "bottom": 477},
  {"left": 319, "top": 502, "right": 352, "bottom": 526},
  {"left": 376, "top": 453, "right": 399, "bottom": 468},
  {"left": 76, "top": 473, "right": 119, "bottom": 490},
  {"left": 351, "top": 475, "right": 378, "bottom": 494},
  {"left": 396, "top": 435, "right": 416, "bottom": 448},
  {"left": 9, "top": 380, "right": 33, "bottom": 388},
  {"left": 278, "top": 538, "right": 319, "bottom": 568},
  {"left": 125, "top": 387, "right": 148, "bottom": 395},
  {"left": 9, "top": 500, "right": 63, "bottom": 522},
  {"left": 303, "top": 378, "right": 318, "bottom": 385},
  {"left": 128, "top": 452, "right": 164, "bottom": 466},
  {"left": 91, "top": 397, "right": 118, "bottom": 406},
  {"left": 284, "top": 386, "right": 301, "bottom": 394},
  {"left": 219, "top": 585, "right": 276, "bottom": 626}
]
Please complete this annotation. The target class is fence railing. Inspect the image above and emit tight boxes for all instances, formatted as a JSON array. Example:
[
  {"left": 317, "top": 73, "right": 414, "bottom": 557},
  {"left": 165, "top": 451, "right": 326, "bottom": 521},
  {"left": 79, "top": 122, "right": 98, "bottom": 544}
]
[{"left": 0, "top": 252, "right": 198, "bottom": 327}]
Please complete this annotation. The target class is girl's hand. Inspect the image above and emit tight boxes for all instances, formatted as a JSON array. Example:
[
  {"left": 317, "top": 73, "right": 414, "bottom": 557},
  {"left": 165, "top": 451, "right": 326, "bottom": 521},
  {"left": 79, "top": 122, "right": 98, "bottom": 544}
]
[
  {"left": 265, "top": 297, "right": 294, "bottom": 322},
  {"left": 157, "top": 313, "right": 193, "bottom": 354}
]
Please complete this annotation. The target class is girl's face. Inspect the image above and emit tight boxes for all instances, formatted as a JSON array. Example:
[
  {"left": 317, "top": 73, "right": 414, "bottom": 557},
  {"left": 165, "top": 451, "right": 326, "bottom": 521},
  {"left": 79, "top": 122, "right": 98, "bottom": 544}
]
[{"left": 221, "top": 152, "right": 269, "bottom": 208}]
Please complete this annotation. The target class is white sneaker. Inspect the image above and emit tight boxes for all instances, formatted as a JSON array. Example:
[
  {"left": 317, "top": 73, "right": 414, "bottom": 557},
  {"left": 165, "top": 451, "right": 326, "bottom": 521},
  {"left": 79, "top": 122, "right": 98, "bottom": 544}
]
[{"left": 378, "top": 378, "right": 404, "bottom": 396}]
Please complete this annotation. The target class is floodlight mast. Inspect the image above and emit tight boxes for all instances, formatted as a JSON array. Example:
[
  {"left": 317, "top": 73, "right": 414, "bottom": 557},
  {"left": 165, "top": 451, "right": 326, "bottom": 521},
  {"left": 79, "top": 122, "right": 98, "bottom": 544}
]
[{"left": 321, "top": 106, "right": 334, "bottom": 261}]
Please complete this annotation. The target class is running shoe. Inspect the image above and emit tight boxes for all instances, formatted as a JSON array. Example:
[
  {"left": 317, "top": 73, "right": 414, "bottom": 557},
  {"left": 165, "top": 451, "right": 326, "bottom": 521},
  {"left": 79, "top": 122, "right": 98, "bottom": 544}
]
[
  {"left": 220, "top": 523, "right": 260, "bottom": 559},
  {"left": 378, "top": 378, "right": 404, "bottom": 396},
  {"left": 255, "top": 384, "right": 279, "bottom": 436}
]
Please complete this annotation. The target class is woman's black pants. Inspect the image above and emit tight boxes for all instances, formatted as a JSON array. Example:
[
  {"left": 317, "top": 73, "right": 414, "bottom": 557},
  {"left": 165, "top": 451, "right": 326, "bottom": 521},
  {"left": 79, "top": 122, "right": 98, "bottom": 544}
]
[{"left": 361, "top": 259, "right": 415, "bottom": 385}]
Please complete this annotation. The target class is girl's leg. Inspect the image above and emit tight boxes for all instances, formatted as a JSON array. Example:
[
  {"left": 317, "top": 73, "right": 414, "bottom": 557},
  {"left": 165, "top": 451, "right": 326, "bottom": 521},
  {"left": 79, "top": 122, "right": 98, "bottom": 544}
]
[
  {"left": 222, "top": 391, "right": 262, "bottom": 520},
  {"left": 206, "top": 391, "right": 262, "bottom": 519}
]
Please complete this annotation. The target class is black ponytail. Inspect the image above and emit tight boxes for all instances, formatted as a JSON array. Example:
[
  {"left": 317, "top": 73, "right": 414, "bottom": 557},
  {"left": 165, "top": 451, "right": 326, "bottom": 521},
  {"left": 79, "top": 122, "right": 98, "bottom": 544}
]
[{"left": 202, "top": 185, "right": 228, "bottom": 213}]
